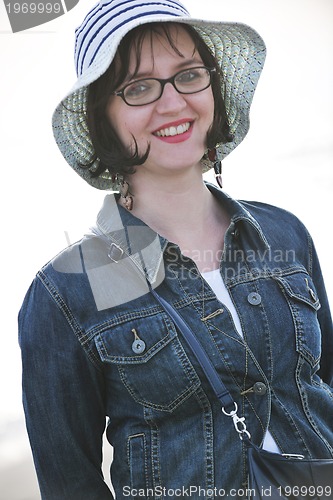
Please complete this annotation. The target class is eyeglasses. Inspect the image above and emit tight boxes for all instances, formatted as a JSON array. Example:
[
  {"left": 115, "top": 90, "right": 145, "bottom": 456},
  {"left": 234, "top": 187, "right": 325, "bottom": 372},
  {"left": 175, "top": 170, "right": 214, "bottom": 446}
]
[{"left": 113, "top": 66, "right": 216, "bottom": 106}]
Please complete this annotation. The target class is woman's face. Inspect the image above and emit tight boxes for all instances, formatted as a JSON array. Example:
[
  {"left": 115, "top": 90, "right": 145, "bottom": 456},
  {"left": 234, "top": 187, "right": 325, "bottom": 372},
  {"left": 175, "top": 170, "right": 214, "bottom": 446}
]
[{"left": 106, "top": 25, "right": 215, "bottom": 178}]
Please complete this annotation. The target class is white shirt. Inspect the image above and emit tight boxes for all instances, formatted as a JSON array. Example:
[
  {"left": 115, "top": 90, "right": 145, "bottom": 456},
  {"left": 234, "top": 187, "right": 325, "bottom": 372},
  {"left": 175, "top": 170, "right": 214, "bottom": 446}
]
[{"left": 202, "top": 269, "right": 281, "bottom": 454}]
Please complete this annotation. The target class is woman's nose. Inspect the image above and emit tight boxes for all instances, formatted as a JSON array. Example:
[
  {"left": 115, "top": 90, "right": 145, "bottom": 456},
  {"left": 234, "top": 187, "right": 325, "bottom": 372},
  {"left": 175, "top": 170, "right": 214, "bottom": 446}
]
[{"left": 155, "top": 82, "right": 187, "bottom": 114}]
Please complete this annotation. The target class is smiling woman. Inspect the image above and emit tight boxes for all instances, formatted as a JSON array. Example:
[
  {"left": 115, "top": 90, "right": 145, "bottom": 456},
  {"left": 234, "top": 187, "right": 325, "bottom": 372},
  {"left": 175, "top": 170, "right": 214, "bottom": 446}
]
[{"left": 18, "top": 0, "right": 333, "bottom": 499}]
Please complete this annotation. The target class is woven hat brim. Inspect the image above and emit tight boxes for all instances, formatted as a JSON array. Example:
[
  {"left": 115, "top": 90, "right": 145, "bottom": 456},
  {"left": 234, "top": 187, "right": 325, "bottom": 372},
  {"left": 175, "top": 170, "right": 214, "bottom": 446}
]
[{"left": 52, "top": 17, "right": 266, "bottom": 190}]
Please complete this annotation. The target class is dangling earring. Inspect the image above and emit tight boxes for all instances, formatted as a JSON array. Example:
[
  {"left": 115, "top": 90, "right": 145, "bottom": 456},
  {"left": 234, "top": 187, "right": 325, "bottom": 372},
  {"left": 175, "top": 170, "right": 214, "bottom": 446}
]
[
  {"left": 119, "top": 179, "right": 133, "bottom": 211},
  {"left": 208, "top": 147, "right": 223, "bottom": 189}
]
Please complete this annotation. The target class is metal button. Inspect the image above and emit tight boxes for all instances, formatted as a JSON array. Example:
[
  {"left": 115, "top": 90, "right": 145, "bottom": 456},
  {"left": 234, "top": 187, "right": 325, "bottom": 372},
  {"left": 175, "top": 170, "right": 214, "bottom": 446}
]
[
  {"left": 132, "top": 339, "right": 146, "bottom": 354},
  {"left": 108, "top": 243, "right": 124, "bottom": 263},
  {"left": 231, "top": 228, "right": 240, "bottom": 239},
  {"left": 253, "top": 382, "right": 267, "bottom": 396},
  {"left": 247, "top": 292, "right": 262, "bottom": 306}
]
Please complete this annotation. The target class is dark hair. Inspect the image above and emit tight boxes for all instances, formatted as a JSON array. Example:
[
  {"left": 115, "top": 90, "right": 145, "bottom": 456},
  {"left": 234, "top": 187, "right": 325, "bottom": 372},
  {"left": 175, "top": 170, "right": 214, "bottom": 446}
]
[{"left": 86, "top": 22, "right": 233, "bottom": 179}]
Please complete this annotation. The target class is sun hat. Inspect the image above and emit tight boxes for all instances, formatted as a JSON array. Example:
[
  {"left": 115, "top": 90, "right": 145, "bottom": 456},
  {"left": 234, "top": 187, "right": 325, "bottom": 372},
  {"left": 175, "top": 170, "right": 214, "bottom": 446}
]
[{"left": 52, "top": 0, "right": 266, "bottom": 190}]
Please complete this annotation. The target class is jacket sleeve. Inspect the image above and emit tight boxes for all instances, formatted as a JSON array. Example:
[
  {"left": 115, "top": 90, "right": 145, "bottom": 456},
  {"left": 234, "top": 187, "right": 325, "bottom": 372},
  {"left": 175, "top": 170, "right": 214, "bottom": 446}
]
[
  {"left": 18, "top": 276, "right": 114, "bottom": 500},
  {"left": 309, "top": 237, "right": 333, "bottom": 388}
]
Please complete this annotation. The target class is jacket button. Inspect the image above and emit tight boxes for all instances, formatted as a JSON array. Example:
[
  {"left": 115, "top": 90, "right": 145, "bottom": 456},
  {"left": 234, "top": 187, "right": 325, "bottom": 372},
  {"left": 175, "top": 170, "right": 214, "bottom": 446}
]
[
  {"left": 247, "top": 292, "right": 262, "bottom": 305},
  {"left": 253, "top": 382, "right": 267, "bottom": 395},
  {"left": 132, "top": 339, "right": 146, "bottom": 354}
]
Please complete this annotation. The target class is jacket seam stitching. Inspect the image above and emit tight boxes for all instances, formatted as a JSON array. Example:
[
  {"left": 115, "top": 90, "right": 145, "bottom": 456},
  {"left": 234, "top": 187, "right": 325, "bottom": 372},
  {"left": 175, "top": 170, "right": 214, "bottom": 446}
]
[{"left": 37, "top": 270, "right": 103, "bottom": 371}]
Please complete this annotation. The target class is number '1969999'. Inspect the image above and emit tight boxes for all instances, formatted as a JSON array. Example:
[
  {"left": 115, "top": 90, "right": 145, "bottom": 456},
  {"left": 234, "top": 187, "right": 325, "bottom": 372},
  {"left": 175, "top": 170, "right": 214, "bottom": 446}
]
[
  {"left": 278, "top": 485, "right": 332, "bottom": 497},
  {"left": 5, "top": 3, "right": 62, "bottom": 14}
]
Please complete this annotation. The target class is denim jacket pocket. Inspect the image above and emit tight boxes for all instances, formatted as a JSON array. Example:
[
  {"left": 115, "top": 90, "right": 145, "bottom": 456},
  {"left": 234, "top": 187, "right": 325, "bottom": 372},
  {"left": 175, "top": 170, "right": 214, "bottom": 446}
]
[
  {"left": 275, "top": 272, "right": 322, "bottom": 367},
  {"left": 127, "top": 434, "right": 148, "bottom": 492},
  {"left": 95, "top": 312, "right": 200, "bottom": 411}
]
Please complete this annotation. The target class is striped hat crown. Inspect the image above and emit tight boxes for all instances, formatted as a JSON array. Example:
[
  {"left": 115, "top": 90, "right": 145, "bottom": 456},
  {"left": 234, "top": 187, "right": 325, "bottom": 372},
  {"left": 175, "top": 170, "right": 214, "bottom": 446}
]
[
  {"left": 75, "top": 0, "right": 190, "bottom": 78},
  {"left": 52, "top": 0, "right": 266, "bottom": 190}
]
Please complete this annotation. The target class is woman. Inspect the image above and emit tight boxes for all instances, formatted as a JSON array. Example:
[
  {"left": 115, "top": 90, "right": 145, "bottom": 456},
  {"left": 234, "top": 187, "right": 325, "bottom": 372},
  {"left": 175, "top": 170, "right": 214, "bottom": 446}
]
[{"left": 19, "top": 0, "right": 333, "bottom": 498}]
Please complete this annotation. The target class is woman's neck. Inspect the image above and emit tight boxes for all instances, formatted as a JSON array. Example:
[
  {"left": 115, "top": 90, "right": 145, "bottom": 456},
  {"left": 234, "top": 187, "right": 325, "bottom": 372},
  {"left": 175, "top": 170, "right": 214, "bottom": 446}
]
[
  {"left": 129, "top": 168, "right": 210, "bottom": 233},
  {"left": 124, "top": 168, "right": 230, "bottom": 272}
]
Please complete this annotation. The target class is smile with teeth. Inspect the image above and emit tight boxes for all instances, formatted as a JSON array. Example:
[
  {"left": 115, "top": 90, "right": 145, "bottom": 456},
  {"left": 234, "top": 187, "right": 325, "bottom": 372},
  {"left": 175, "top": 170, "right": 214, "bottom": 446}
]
[{"left": 154, "top": 122, "right": 191, "bottom": 137}]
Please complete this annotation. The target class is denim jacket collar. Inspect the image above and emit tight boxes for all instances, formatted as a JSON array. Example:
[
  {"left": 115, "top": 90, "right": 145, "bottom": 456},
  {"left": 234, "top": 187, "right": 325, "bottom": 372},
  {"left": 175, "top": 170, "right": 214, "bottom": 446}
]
[
  {"left": 95, "top": 193, "right": 167, "bottom": 284},
  {"left": 207, "top": 185, "right": 270, "bottom": 250},
  {"left": 94, "top": 183, "right": 270, "bottom": 284}
]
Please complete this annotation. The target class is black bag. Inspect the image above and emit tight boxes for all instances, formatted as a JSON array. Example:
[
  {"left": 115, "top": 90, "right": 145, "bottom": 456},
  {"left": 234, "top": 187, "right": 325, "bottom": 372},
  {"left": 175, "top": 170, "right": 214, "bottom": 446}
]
[
  {"left": 150, "top": 287, "right": 333, "bottom": 500},
  {"left": 247, "top": 439, "right": 333, "bottom": 499}
]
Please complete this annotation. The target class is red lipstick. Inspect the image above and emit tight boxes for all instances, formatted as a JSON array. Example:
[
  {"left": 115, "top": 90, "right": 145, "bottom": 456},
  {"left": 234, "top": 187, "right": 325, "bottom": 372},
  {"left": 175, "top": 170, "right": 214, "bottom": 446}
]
[{"left": 152, "top": 119, "right": 194, "bottom": 144}]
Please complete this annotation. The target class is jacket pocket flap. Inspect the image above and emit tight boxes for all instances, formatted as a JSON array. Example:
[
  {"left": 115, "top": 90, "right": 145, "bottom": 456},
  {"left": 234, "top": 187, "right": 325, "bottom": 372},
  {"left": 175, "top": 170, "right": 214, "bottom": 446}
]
[
  {"left": 95, "top": 313, "right": 177, "bottom": 364},
  {"left": 275, "top": 273, "right": 320, "bottom": 311}
]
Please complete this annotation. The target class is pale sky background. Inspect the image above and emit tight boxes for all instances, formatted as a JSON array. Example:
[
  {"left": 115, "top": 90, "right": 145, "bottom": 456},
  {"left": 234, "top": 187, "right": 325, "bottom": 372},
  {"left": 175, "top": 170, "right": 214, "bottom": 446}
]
[{"left": 0, "top": 0, "right": 332, "bottom": 498}]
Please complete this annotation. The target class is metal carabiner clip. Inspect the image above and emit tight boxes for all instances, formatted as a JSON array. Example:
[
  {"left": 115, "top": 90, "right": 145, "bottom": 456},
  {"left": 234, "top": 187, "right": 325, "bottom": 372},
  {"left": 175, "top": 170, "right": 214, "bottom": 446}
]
[{"left": 222, "top": 403, "right": 251, "bottom": 440}]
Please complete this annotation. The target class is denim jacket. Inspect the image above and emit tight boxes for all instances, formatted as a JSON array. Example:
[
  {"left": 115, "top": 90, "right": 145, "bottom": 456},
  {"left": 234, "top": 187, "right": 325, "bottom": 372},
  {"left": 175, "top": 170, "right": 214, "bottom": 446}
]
[{"left": 19, "top": 184, "right": 333, "bottom": 499}]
